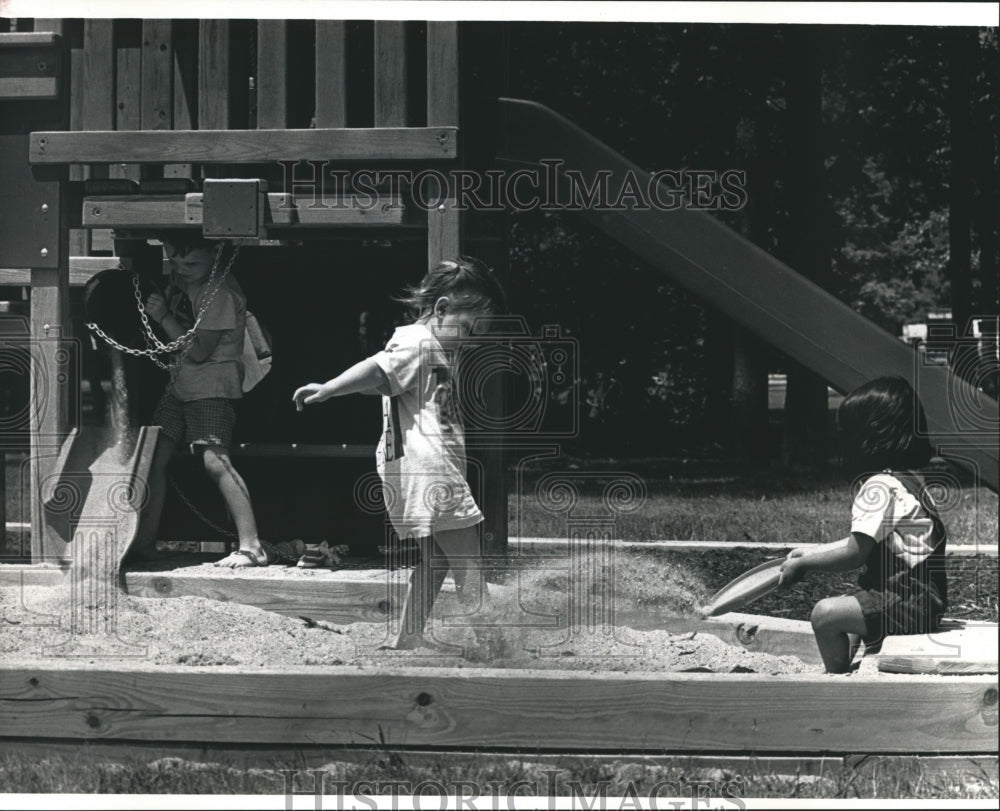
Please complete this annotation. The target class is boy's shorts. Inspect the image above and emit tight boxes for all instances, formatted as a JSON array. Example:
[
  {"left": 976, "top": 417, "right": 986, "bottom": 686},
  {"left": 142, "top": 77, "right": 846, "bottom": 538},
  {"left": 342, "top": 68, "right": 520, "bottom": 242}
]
[
  {"left": 853, "top": 587, "right": 943, "bottom": 646},
  {"left": 153, "top": 394, "right": 236, "bottom": 452}
]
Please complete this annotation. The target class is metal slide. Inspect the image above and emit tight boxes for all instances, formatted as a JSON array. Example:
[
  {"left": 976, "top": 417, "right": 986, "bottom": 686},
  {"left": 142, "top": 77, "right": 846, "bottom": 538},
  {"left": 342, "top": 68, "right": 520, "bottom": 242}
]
[{"left": 497, "top": 98, "right": 999, "bottom": 493}]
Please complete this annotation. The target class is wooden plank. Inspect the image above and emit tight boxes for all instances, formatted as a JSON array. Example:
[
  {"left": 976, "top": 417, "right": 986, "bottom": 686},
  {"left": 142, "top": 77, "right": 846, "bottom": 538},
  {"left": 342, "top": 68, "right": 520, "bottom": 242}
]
[
  {"left": 256, "top": 20, "right": 288, "bottom": 130},
  {"left": 31, "top": 128, "right": 459, "bottom": 164},
  {"left": 374, "top": 22, "right": 408, "bottom": 127},
  {"left": 81, "top": 195, "right": 188, "bottom": 229},
  {"left": 0, "top": 77, "right": 58, "bottom": 99},
  {"left": 198, "top": 19, "right": 231, "bottom": 130},
  {"left": 0, "top": 258, "right": 122, "bottom": 287},
  {"left": 140, "top": 20, "right": 172, "bottom": 132},
  {"left": 82, "top": 193, "right": 405, "bottom": 229},
  {"left": 80, "top": 26, "right": 120, "bottom": 255},
  {"left": 124, "top": 567, "right": 406, "bottom": 625},
  {"left": 1, "top": 665, "right": 996, "bottom": 752},
  {"left": 82, "top": 20, "right": 114, "bottom": 132},
  {"left": 188, "top": 192, "right": 406, "bottom": 227},
  {"left": 314, "top": 20, "right": 347, "bottom": 127},
  {"left": 878, "top": 623, "right": 999, "bottom": 675},
  {"left": 112, "top": 20, "right": 142, "bottom": 183},
  {"left": 426, "top": 22, "right": 459, "bottom": 127},
  {"left": 0, "top": 564, "right": 69, "bottom": 587},
  {"left": 165, "top": 19, "right": 197, "bottom": 179},
  {"left": 516, "top": 538, "right": 1000, "bottom": 557},
  {"left": 0, "top": 31, "right": 63, "bottom": 45}
]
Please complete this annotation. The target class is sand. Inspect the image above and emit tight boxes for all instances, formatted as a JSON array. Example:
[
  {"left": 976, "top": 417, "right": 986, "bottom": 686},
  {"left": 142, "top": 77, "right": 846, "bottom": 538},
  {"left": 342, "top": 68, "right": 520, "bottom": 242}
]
[{"left": 0, "top": 576, "right": 811, "bottom": 674}]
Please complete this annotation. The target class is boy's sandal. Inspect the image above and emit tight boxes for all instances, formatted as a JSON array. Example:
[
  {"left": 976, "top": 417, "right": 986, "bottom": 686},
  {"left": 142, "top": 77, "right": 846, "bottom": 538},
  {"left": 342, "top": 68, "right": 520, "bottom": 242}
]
[{"left": 227, "top": 548, "right": 270, "bottom": 567}]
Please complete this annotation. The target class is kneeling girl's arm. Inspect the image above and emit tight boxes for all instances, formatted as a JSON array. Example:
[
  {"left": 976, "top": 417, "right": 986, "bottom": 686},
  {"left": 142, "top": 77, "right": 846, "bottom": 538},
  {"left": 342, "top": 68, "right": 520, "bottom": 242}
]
[{"left": 779, "top": 532, "right": 874, "bottom": 585}]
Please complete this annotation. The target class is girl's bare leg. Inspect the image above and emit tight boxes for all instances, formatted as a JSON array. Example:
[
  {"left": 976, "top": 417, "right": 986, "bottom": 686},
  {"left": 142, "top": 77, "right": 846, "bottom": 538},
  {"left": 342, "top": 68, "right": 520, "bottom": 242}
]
[
  {"left": 393, "top": 525, "right": 483, "bottom": 649},
  {"left": 433, "top": 524, "right": 485, "bottom": 612},
  {"left": 394, "top": 537, "right": 447, "bottom": 649},
  {"left": 811, "top": 595, "right": 868, "bottom": 673},
  {"left": 201, "top": 447, "right": 266, "bottom": 567}
]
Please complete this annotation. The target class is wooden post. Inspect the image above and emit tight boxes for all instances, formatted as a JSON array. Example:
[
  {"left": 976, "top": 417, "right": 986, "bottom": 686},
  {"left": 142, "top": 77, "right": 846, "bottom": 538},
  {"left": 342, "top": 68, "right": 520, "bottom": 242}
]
[
  {"left": 29, "top": 210, "right": 71, "bottom": 563},
  {"left": 425, "top": 22, "right": 459, "bottom": 267},
  {"left": 66, "top": 21, "right": 89, "bottom": 256},
  {"left": 314, "top": 21, "right": 347, "bottom": 127},
  {"left": 374, "top": 22, "right": 408, "bottom": 127},
  {"left": 256, "top": 21, "right": 288, "bottom": 129},
  {"left": 82, "top": 20, "right": 114, "bottom": 252}
]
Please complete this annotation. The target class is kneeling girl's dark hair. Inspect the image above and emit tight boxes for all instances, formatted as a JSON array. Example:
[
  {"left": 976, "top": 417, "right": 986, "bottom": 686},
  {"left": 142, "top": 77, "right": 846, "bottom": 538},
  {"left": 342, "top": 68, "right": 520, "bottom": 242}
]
[{"left": 837, "top": 376, "right": 932, "bottom": 474}]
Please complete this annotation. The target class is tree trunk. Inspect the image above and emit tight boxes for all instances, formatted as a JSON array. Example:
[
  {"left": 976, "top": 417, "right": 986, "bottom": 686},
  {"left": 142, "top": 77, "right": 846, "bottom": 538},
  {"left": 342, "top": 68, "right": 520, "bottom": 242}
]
[
  {"left": 731, "top": 29, "right": 778, "bottom": 468},
  {"left": 947, "top": 29, "right": 975, "bottom": 334},
  {"left": 780, "top": 28, "right": 832, "bottom": 468},
  {"left": 730, "top": 327, "right": 770, "bottom": 465}
]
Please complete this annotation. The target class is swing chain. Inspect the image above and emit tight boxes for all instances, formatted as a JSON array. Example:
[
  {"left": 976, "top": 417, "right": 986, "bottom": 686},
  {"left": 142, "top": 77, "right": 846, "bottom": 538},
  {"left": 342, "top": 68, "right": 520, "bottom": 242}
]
[{"left": 86, "top": 243, "right": 240, "bottom": 369}]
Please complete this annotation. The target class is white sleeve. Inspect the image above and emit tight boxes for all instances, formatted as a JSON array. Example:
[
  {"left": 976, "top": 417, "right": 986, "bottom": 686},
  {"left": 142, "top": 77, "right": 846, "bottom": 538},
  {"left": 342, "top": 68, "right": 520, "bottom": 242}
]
[
  {"left": 850, "top": 475, "right": 895, "bottom": 543},
  {"left": 372, "top": 328, "right": 425, "bottom": 397}
]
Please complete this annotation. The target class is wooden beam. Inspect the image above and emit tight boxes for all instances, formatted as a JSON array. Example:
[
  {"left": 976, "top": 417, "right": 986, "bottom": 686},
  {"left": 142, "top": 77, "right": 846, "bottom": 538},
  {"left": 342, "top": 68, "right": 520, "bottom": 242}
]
[
  {"left": 256, "top": 21, "right": 288, "bottom": 130},
  {"left": 80, "top": 192, "right": 406, "bottom": 229},
  {"left": 426, "top": 22, "right": 459, "bottom": 127},
  {"left": 0, "top": 257, "right": 122, "bottom": 287},
  {"left": 314, "top": 21, "right": 347, "bottom": 127},
  {"left": 31, "top": 128, "right": 458, "bottom": 164},
  {"left": 0, "top": 564, "right": 69, "bottom": 587},
  {"left": 878, "top": 623, "right": 998, "bottom": 675},
  {"left": 0, "top": 77, "right": 58, "bottom": 100},
  {"left": 0, "top": 31, "right": 63, "bottom": 44},
  {"left": 515, "top": 538, "right": 1000, "bottom": 557},
  {"left": 374, "top": 22, "right": 408, "bottom": 127},
  {"left": 198, "top": 19, "right": 231, "bottom": 130},
  {"left": 124, "top": 567, "right": 406, "bottom": 625},
  {"left": 1, "top": 664, "right": 996, "bottom": 752}
]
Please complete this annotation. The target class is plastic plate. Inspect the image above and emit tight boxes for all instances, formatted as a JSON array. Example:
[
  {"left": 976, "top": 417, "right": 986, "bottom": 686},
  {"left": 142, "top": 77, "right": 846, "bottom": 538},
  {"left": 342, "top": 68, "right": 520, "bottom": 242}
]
[{"left": 700, "top": 557, "right": 785, "bottom": 617}]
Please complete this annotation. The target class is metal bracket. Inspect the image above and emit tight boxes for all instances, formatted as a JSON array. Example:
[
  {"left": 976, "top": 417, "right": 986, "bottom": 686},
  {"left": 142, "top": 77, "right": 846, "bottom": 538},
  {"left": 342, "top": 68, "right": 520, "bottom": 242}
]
[{"left": 202, "top": 178, "right": 267, "bottom": 239}]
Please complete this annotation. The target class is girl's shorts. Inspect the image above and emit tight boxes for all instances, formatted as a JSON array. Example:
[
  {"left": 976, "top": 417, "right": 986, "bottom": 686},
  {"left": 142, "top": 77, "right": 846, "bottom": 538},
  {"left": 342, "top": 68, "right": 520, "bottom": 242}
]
[
  {"left": 154, "top": 394, "right": 236, "bottom": 452},
  {"left": 853, "top": 587, "right": 943, "bottom": 645}
]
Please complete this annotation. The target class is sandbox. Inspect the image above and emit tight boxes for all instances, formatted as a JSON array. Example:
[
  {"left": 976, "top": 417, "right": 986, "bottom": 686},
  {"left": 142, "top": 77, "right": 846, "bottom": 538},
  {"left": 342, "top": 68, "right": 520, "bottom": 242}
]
[{"left": 2, "top": 577, "right": 997, "bottom": 758}]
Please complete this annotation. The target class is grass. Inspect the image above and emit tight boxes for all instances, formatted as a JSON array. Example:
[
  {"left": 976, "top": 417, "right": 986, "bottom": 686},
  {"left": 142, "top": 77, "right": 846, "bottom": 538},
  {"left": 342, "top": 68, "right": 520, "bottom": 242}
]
[
  {"left": 0, "top": 748, "right": 996, "bottom": 799},
  {"left": 510, "top": 460, "right": 999, "bottom": 547}
]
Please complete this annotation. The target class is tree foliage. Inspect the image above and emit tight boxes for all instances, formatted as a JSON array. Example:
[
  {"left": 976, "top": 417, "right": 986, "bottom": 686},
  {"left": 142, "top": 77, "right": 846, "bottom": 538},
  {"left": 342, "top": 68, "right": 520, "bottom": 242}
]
[{"left": 502, "top": 23, "right": 997, "bottom": 458}]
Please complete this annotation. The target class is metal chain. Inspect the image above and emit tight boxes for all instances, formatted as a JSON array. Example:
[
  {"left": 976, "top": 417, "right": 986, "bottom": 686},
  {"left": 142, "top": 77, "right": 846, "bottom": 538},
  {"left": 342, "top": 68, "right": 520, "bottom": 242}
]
[
  {"left": 168, "top": 473, "right": 239, "bottom": 540},
  {"left": 85, "top": 243, "right": 240, "bottom": 369}
]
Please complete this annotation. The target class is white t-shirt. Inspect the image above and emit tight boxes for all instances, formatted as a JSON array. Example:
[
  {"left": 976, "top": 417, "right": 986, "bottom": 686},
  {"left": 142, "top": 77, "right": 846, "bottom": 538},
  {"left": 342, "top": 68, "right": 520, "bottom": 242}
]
[
  {"left": 850, "top": 472, "right": 941, "bottom": 569},
  {"left": 373, "top": 323, "right": 483, "bottom": 538}
]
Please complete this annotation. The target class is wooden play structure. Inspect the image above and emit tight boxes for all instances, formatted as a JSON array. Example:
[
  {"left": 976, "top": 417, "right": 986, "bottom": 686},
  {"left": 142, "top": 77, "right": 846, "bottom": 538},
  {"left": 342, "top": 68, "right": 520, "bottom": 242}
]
[{"left": 0, "top": 16, "right": 997, "bottom": 779}]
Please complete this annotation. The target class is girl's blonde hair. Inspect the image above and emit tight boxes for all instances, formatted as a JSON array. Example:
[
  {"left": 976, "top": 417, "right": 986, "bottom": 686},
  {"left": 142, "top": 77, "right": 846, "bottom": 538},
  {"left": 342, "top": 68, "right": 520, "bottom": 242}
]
[{"left": 397, "top": 256, "right": 507, "bottom": 321}]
